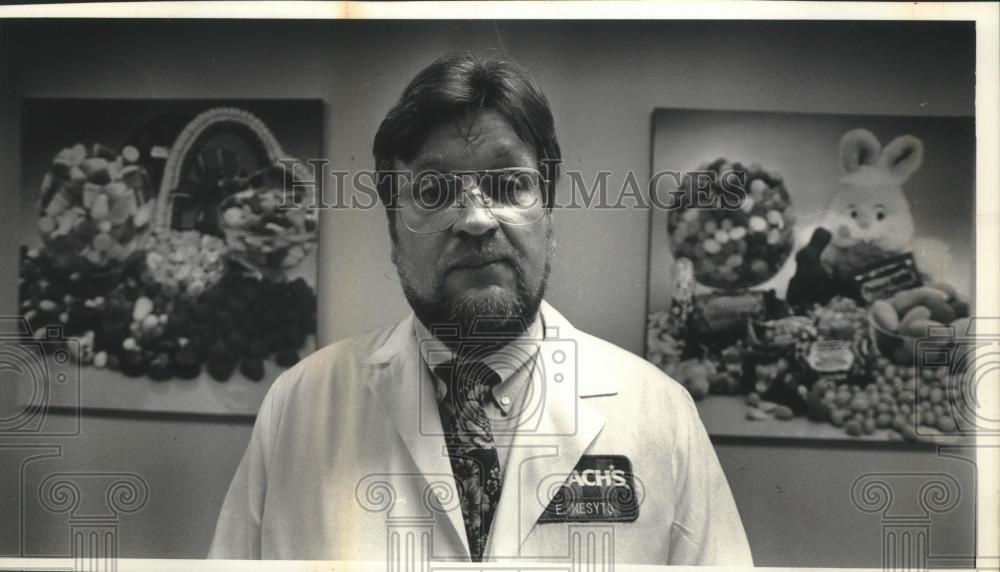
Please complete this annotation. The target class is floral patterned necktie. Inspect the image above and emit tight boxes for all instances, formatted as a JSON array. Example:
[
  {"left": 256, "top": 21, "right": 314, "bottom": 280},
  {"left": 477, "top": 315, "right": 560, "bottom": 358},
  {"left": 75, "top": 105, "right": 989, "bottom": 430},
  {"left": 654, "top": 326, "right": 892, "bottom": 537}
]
[{"left": 434, "top": 359, "right": 503, "bottom": 562}]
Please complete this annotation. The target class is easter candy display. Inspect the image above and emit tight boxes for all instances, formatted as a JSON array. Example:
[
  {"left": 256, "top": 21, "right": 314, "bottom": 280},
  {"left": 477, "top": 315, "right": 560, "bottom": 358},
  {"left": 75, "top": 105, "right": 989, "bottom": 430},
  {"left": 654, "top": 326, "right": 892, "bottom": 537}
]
[
  {"left": 37, "top": 143, "right": 156, "bottom": 269},
  {"left": 648, "top": 230, "right": 970, "bottom": 441},
  {"left": 646, "top": 126, "right": 973, "bottom": 442},
  {"left": 141, "top": 230, "right": 228, "bottom": 298},
  {"left": 218, "top": 167, "right": 318, "bottom": 270},
  {"left": 667, "top": 159, "right": 794, "bottom": 290},
  {"left": 645, "top": 258, "right": 696, "bottom": 375},
  {"left": 868, "top": 283, "right": 971, "bottom": 364},
  {"left": 19, "top": 106, "right": 321, "bottom": 388},
  {"left": 17, "top": 243, "right": 316, "bottom": 382}
]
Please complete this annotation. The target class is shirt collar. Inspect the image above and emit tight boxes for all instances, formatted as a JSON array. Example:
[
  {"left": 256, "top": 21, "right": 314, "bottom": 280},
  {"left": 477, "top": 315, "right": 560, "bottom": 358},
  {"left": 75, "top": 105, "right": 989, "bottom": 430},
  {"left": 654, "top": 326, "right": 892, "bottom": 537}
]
[
  {"left": 364, "top": 300, "right": 618, "bottom": 400},
  {"left": 413, "top": 313, "right": 544, "bottom": 415}
]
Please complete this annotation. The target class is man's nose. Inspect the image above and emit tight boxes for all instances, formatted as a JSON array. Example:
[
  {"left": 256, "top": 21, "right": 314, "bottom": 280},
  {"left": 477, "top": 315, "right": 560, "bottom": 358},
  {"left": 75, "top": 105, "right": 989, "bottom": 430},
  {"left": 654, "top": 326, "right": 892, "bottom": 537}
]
[
  {"left": 451, "top": 189, "right": 500, "bottom": 236},
  {"left": 856, "top": 215, "right": 871, "bottom": 230}
]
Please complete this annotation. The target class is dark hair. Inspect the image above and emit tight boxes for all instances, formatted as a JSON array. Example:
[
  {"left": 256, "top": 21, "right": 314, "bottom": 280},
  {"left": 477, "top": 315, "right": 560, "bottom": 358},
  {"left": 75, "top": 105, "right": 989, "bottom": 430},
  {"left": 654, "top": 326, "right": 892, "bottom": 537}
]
[{"left": 373, "top": 52, "right": 561, "bottom": 214}]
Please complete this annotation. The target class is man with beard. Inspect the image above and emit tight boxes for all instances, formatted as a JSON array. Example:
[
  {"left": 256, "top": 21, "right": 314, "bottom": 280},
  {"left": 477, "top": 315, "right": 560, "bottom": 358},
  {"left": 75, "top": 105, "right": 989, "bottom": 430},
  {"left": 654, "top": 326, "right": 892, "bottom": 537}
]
[{"left": 210, "top": 52, "right": 752, "bottom": 566}]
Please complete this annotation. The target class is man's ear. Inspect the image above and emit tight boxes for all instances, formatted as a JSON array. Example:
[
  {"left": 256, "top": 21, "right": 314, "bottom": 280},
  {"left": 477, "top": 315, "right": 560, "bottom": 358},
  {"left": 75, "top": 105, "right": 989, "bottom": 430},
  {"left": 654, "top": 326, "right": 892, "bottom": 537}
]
[
  {"left": 839, "top": 128, "right": 882, "bottom": 174},
  {"left": 880, "top": 135, "right": 924, "bottom": 182},
  {"left": 544, "top": 207, "right": 555, "bottom": 240},
  {"left": 387, "top": 215, "right": 400, "bottom": 267}
]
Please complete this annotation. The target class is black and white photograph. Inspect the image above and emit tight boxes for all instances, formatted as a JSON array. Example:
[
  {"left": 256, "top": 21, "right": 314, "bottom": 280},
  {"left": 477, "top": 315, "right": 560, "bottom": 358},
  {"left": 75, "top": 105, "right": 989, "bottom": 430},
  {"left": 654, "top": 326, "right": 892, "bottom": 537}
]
[
  {"left": 646, "top": 108, "right": 975, "bottom": 442},
  {"left": 17, "top": 98, "right": 322, "bottom": 416},
  {"left": 0, "top": 4, "right": 997, "bottom": 571}
]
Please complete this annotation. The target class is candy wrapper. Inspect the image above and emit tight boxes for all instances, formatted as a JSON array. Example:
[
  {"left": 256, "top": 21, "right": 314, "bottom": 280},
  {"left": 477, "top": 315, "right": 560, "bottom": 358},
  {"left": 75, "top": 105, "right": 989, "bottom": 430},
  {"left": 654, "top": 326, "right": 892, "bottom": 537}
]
[
  {"left": 667, "top": 159, "right": 794, "bottom": 290},
  {"left": 37, "top": 143, "right": 155, "bottom": 269},
  {"left": 689, "top": 290, "right": 775, "bottom": 339},
  {"left": 748, "top": 315, "right": 816, "bottom": 351},
  {"left": 647, "top": 257, "right": 696, "bottom": 344}
]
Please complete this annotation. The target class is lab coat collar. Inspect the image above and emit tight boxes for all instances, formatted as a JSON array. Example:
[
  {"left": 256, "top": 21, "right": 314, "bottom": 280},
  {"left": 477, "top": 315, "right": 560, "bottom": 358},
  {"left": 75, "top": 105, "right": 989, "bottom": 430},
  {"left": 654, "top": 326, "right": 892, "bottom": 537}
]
[
  {"left": 364, "top": 300, "right": 617, "bottom": 398},
  {"left": 363, "top": 312, "right": 415, "bottom": 365},
  {"left": 412, "top": 311, "right": 544, "bottom": 415}
]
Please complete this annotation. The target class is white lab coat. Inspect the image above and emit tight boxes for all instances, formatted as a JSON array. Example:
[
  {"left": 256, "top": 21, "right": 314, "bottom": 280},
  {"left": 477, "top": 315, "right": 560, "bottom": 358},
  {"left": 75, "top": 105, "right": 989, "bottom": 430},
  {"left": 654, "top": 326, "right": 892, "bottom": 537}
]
[{"left": 209, "top": 301, "right": 753, "bottom": 565}]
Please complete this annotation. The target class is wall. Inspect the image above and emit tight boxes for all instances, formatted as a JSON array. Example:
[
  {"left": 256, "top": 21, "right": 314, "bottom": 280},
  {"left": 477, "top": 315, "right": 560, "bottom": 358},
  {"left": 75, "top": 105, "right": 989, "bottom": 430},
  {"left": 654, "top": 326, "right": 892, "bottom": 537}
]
[{"left": 0, "top": 20, "right": 977, "bottom": 566}]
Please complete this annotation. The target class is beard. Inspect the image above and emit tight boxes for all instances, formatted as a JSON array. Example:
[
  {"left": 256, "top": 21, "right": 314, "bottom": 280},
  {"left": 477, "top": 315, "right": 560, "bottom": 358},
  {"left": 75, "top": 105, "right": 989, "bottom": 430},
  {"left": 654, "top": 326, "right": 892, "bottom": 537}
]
[{"left": 396, "top": 229, "right": 553, "bottom": 350}]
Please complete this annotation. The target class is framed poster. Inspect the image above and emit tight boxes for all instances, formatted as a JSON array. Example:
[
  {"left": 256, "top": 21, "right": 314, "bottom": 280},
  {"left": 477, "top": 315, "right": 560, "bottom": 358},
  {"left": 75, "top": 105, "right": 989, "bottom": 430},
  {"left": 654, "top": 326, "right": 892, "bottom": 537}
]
[
  {"left": 14, "top": 98, "right": 324, "bottom": 417},
  {"left": 645, "top": 108, "right": 975, "bottom": 442}
]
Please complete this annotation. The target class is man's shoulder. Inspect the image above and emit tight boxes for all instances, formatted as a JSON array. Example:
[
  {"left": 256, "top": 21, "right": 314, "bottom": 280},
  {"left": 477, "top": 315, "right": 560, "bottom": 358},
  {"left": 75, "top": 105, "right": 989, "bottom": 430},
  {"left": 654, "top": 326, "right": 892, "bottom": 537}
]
[
  {"left": 561, "top": 324, "right": 703, "bottom": 451},
  {"left": 310, "top": 322, "right": 399, "bottom": 368},
  {"left": 573, "top": 328, "right": 666, "bottom": 378},
  {"left": 265, "top": 320, "right": 403, "bottom": 402},
  {"left": 574, "top": 328, "right": 691, "bottom": 399},
  {"left": 544, "top": 304, "right": 693, "bottom": 410}
]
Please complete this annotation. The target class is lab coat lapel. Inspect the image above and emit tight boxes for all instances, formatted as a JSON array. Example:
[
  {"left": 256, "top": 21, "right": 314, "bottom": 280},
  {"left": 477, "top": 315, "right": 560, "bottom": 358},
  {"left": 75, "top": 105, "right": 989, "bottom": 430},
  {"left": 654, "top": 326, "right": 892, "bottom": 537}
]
[
  {"left": 486, "top": 304, "right": 611, "bottom": 559},
  {"left": 365, "top": 314, "right": 470, "bottom": 558}
]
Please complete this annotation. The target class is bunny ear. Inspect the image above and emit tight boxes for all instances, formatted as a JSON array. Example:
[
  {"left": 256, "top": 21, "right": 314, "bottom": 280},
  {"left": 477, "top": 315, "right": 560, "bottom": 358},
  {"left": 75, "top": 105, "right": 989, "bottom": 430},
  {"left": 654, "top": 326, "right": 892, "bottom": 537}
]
[
  {"left": 880, "top": 135, "right": 924, "bottom": 181},
  {"left": 839, "top": 128, "right": 882, "bottom": 174}
]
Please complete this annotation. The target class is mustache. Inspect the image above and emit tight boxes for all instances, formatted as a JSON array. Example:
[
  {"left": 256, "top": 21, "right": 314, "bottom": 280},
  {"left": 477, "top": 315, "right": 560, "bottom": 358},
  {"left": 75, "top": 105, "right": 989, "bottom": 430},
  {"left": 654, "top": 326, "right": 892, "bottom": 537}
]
[{"left": 441, "top": 238, "right": 520, "bottom": 272}]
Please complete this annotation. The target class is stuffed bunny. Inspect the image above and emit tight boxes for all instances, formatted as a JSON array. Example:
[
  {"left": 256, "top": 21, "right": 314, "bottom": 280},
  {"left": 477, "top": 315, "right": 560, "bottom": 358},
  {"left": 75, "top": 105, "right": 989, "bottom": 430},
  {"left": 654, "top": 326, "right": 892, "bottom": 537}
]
[
  {"left": 787, "top": 128, "right": 951, "bottom": 309},
  {"left": 819, "top": 128, "right": 922, "bottom": 276}
]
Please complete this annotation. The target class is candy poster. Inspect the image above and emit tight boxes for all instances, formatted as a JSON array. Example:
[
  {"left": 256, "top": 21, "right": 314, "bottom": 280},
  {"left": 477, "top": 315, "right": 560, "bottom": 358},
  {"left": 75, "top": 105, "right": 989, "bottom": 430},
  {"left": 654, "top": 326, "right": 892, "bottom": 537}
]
[
  {"left": 16, "top": 99, "right": 324, "bottom": 416},
  {"left": 645, "top": 108, "right": 975, "bottom": 442}
]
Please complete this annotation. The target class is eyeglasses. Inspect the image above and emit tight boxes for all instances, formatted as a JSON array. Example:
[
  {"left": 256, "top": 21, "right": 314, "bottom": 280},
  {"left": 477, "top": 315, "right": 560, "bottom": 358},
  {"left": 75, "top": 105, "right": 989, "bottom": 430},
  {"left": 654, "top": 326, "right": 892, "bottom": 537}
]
[{"left": 396, "top": 167, "right": 547, "bottom": 234}]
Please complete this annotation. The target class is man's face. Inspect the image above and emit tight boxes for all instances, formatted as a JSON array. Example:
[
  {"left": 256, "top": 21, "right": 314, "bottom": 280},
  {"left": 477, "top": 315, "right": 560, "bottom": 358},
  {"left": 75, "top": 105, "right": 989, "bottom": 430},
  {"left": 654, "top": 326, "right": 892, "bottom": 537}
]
[{"left": 390, "top": 110, "right": 554, "bottom": 338}]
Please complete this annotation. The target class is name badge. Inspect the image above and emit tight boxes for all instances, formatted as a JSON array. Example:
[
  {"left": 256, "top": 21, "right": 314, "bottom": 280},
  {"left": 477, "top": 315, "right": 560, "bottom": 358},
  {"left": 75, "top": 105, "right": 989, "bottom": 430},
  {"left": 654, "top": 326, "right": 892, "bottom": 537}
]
[{"left": 538, "top": 455, "right": 639, "bottom": 523}]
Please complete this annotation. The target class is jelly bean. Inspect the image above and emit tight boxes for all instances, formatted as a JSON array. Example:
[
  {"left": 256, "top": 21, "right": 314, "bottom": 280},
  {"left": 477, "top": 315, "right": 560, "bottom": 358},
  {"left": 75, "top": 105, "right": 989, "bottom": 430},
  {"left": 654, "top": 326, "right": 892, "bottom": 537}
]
[{"left": 871, "top": 300, "right": 899, "bottom": 331}]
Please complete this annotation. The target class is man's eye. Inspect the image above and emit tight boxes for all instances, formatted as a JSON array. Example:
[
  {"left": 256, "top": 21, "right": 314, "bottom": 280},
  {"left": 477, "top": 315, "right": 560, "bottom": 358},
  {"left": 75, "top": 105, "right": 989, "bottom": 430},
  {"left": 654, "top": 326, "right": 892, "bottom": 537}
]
[
  {"left": 415, "top": 180, "right": 451, "bottom": 208},
  {"left": 495, "top": 172, "right": 539, "bottom": 206}
]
